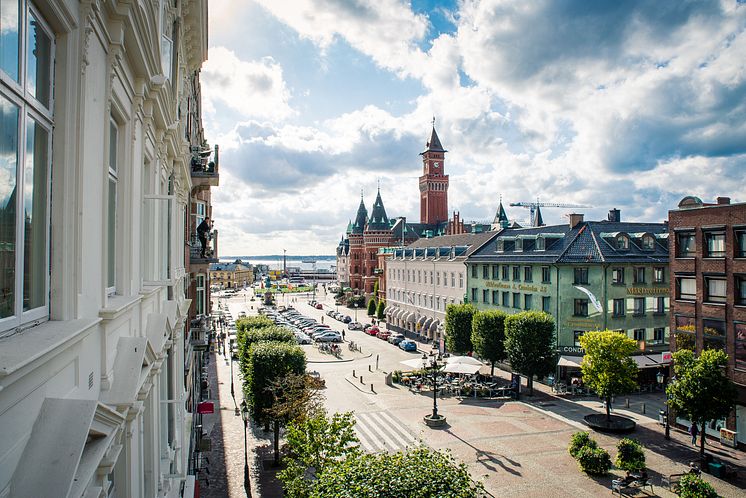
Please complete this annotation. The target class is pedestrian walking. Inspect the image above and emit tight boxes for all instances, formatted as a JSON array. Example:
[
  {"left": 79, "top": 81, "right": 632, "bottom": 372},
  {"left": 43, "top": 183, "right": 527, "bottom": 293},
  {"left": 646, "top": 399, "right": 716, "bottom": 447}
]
[
  {"left": 342, "top": 329, "right": 346, "bottom": 341},
  {"left": 689, "top": 423, "right": 699, "bottom": 445}
]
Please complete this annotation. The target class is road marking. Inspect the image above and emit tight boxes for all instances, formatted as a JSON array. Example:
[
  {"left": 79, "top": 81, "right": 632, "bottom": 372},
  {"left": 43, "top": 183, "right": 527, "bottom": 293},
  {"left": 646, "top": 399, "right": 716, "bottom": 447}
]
[{"left": 355, "top": 411, "right": 418, "bottom": 454}]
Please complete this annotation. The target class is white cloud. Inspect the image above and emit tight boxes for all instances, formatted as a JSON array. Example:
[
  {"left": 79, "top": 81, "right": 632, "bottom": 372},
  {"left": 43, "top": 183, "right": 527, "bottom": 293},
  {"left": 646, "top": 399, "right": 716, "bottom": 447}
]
[{"left": 201, "top": 47, "right": 295, "bottom": 122}]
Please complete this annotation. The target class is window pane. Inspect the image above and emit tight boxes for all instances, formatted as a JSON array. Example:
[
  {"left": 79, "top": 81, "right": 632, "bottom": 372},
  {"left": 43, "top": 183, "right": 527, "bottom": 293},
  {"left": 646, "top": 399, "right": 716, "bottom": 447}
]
[
  {"left": 0, "top": 95, "right": 19, "bottom": 318},
  {"left": 0, "top": 0, "right": 20, "bottom": 82},
  {"left": 27, "top": 13, "right": 52, "bottom": 108},
  {"left": 107, "top": 178, "right": 116, "bottom": 288},
  {"left": 706, "top": 278, "right": 726, "bottom": 303},
  {"left": 22, "top": 116, "right": 47, "bottom": 311},
  {"left": 735, "top": 323, "right": 746, "bottom": 369},
  {"left": 161, "top": 35, "right": 172, "bottom": 80},
  {"left": 109, "top": 122, "right": 117, "bottom": 173}
]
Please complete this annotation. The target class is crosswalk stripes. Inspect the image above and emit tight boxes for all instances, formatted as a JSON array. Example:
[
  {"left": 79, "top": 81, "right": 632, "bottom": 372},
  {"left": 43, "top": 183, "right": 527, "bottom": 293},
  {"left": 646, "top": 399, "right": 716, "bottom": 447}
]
[{"left": 354, "top": 410, "right": 420, "bottom": 453}]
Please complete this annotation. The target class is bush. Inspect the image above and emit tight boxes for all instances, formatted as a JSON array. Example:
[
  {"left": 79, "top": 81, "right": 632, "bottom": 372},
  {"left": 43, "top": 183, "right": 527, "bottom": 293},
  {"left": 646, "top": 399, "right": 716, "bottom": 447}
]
[
  {"left": 568, "top": 431, "right": 597, "bottom": 459},
  {"left": 576, "top": 446, "right": 611, "bottom": 476},
  {"left": 392, "top": 370, "right": 402, "bottom": 383},
  {"left": 367, "top": 298, "right": 377, "bottom": 316},
  {"left": 615, "top": 438, "right": 646, "bottom": 472},
  {"left": 678, "top": 473, "right": 719, "bottom": 498}
]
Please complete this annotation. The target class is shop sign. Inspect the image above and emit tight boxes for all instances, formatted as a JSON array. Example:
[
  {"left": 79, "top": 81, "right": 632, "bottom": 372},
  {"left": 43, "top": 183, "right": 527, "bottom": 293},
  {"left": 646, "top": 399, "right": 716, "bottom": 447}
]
[
  {"left": 197, "top": 401, "right": 214, "bottom": 414},
  {"left": 558, "top": 345, "right": 585, "bottom": 354},
  {"left": 484, "top": 280, "right": 548, "bottom": 293},
  {"left": 719, "top": 428, "right": 737, "bottom": 448},
  {"left": 564, "top": 318, "right": 600, "bottom": 328},
  {"left": 627, "top": 286, "right": 670, "bottom": 296},
  {"left": 662, "top": 351, "right": 672, "bottom": 362}
]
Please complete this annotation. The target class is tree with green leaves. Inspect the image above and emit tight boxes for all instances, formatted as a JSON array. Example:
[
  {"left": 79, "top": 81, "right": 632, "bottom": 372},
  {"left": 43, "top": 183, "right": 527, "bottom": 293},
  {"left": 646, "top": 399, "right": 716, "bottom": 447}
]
[
  {"left": 504, "top": 311, "right": 556, "bottom": 395},
  {"left": 265, "top": 373, "right": 324, "bottom": 465},
  {"left": 376, "top": 299, "right": 385, "bottom": 320},
  {"left": 579, "top": 330, "right": 638, "bottom": 422},
  {"left": 471, "top": 310, "right": 507, "bottom": 376},
  {"left": 667, "top": 348, "right": 737, "bottom": 465},
  {"left": 445, "top": 303, "right": 477, "bottom": 354},
  {"left": 314, "top": 446, "right": 484, "bottom": 497},
  {"left": 367, "top": 297, "right": 377, "bottom": 316},
  {"left": 237, "top": 325, "right": 295, "bottom": 378},
  {"left": 244, "top": 341, "right": 306, "bottom": 455},
  {"left": 278, "top": 411, "right": 361, "bottom": 498},
  {"left": 373, "top": 278, "right": 379, "bottom": 297}
]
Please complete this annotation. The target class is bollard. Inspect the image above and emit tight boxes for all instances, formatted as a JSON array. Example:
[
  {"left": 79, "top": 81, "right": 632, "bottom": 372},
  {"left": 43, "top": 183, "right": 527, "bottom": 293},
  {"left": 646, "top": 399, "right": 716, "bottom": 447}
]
[
  {"left": 352, "top": 369, "right": 356, "bottom": 378},
  {"left": 370, "top": 384, "right": 374, "bottom": 392},
  {"left": 642, "top": 402, "right": 646, "bottom": 414},
  {"left": 376, "top": 354, "right": 379, "bottom": 370},
  {"left": 625, "top": 398, "right": 630, "bottom": 408},
  {"left": 360, "top": 375, "right": 364, "bottom": 384},
  {"left": 368, "top": 365, "right": 372, "bottom": 372}
]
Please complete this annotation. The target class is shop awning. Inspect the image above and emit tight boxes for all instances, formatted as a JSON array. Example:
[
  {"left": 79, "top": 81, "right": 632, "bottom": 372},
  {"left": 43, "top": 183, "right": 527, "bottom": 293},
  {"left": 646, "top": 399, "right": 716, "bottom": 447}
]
[
  {"left": 632, "top": 353, "right": 671, "bottom": 369},
  {"left": 417, "top": 315, "right": 427, "bottom": 327},
  {"left": 406, "top": 312, "right": 417, "bottom": 324},
  {"left": 422, "top": 317, "right": 433, "bottom": 331},
  {"left": 558, "top": 355, "right": 583, "bottom": 368},
  {"left": 429, "top": 319, "right": 441, "bottom": 333}
]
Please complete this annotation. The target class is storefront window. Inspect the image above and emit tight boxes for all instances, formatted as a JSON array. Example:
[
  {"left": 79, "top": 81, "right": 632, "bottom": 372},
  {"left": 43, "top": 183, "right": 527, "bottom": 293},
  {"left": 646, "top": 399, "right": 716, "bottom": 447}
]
[
  {"left": 703, "top": 319, "right": 725, "bottom": 352},
  {"left": 674, "top": 315, "right": 696, "bottom": 351},
  {"left": 735, "top": 323, "right": 746, "bottom": 370}
]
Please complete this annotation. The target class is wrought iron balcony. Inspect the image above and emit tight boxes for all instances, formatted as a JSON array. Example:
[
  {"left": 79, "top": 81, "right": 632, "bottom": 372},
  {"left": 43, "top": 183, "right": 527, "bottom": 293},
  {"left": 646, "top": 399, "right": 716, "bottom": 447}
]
[
  {"left": 189, "top": 230, "right": 219, "bottom": 265},
  {"left": 190, "top": 144, "right": 219, "bottom": 188}
]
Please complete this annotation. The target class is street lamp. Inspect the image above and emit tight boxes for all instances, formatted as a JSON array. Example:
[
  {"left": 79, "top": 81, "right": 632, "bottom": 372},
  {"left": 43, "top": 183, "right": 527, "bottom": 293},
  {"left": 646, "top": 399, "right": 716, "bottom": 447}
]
[
  {"left": 353, "top": 302, "right": 359, "bottom": 322},
  {"left": 240, "top": 400, "right": 252, "bottom": 496},
  {"left": 422, "top": 349, "right": 446, "bottom": 427},
  {"left": 657, "top": 371, "right": 670, "bottom": 440}
]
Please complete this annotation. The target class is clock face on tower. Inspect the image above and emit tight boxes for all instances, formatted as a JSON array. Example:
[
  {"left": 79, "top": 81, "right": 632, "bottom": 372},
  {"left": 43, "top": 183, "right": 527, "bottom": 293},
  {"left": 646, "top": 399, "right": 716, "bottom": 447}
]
[{"left": 433, "top": 162, "right": 439, "bottom": 169}]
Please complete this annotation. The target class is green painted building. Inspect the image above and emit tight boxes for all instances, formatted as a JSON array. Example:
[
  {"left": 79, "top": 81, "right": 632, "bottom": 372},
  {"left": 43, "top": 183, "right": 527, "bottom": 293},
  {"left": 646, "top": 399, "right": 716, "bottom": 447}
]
[{"left": 465, "top": 212, "right": 670, "bottom": 372}]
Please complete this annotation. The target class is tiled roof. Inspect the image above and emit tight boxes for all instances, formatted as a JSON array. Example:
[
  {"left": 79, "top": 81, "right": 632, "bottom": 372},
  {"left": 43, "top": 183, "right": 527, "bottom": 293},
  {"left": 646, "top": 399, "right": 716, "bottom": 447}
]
[
  {"left": 351, "top": 197, "right": 368, "bottom": 234},
  {"left": 468, "top": 220, "right": 669, "bottom": 264},
  {"left": 422, "top": 126, "right": 446, "bottom": 153},
  {"left": 365, "top": 190, "right": 389, "bottom": 231},
  {"left": 407, "top": 231, "right": 498, "bottom": 256}
]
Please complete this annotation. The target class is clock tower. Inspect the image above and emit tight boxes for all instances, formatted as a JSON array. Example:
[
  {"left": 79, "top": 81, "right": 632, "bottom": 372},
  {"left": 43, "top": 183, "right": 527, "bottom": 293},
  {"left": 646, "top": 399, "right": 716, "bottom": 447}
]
[{"left": 419, "top": 123, "right": 449, "bottom": 225}]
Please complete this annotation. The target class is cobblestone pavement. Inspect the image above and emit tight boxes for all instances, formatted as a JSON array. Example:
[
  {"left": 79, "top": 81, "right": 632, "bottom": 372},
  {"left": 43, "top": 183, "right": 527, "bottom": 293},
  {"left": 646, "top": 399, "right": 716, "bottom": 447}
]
[{"left": 206, "top": 290, "right": 745, "bottom": 497}]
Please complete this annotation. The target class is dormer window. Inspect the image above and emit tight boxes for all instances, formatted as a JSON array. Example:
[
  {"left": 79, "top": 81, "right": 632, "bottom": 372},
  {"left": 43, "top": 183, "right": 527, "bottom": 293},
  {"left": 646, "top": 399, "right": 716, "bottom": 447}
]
[
  {"left": 536, "top": 237, "right": 545, "bottom": 251},
  {"left": 617, "top": 234, "right": 629, "bottom": 250},
  {"left": 642, "top": 234, "right": 655, "bottom": 251},
  {"left": 496, "top": 239, "right": 504, "bottom": 252},
  {"left": 515, "top": 238, "right": 523, "bottom": 252}
]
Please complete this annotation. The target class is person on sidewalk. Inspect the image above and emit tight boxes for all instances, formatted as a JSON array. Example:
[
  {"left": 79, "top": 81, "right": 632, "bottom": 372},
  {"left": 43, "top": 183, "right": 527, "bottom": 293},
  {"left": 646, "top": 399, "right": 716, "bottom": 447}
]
[{"left": 689, "top": 423, "right": 699, "bottom": 445}]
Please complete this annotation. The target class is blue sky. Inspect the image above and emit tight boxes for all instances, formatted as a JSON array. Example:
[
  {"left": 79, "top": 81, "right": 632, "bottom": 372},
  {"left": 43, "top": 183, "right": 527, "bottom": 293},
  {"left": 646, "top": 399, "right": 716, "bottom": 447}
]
[{"left": 203, "top": 0, "right": 746, "bottom": 256}]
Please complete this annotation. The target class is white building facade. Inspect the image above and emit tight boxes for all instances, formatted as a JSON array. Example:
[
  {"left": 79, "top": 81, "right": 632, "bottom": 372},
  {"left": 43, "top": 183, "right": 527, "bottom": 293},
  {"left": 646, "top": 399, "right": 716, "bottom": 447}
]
[
  {"left": 0, "top": 1, "right": 209, "bottom": 497},
  {"left": 384, "top": 232, "right": 496, "bottom": 345}
]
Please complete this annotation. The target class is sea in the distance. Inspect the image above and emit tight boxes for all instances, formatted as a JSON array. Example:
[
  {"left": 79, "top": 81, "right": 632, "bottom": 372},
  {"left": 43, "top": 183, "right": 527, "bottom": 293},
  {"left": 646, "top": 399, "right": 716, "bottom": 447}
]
[{"left": 219, "top": 255, "right": 336, "bottom": 272}]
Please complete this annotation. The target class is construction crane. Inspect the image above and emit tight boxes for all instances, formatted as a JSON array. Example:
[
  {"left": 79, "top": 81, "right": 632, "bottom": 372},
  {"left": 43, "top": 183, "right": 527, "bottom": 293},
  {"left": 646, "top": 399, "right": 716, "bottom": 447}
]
[{"left": 509, "top": 201, "right": 591, "bottom": 227}]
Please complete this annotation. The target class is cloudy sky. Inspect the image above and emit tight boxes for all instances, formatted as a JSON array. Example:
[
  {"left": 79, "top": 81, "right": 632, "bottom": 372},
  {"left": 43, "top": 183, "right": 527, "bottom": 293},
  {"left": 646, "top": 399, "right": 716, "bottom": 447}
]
[{"left": 203, "top": 0, "right": 746, "bottom": 257}]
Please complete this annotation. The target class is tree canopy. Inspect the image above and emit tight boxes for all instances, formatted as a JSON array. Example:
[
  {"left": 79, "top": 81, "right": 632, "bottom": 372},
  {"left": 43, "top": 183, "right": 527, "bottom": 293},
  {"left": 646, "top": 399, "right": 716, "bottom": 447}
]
[
  {"left": 314, "top": 446, "right": 484, "bottom": 498},
  {"left": 471, "top": 310, "right": 507, "bottom": 376},
  {"left": 244, "top": 341, "right": 306, "bottom": 425},
  {"left": 579, "top": 330, "right": 638, "bottom": 421},
  {"left": 504, "top": 311, "right": 556, "bottom": 395},
  {"left": 376, "top": 299, "right": 386, "bottom": 320},
  {"left": 445, "top": 304, "right": 477, "bottom": 354},
  {"left": 367, "top": 297, "right": 377, "bottom": 316},
  {"left": 237, "top": 325, "right": 295, "bottom": 377},
  {"left": 667, "top": 348, "right": 737, "bottom": 462}
]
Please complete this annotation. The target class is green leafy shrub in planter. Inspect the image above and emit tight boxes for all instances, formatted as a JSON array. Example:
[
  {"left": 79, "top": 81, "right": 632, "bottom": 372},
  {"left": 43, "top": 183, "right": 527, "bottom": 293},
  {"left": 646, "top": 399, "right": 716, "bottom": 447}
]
[
  {"left": 392, "top": 370, "right": 402, "bottom": 383},
  {"left": 615, "top": 438, "right": 645, "bottom": 472},
  {"left": 678, "top": 473, "right": 719, "bottom": 498},
  {"left": 576, "top": 446, "right": 611, "bottom": 476},
  {"left": 568, "top": 431, "right": 598, "bottom": 459}
]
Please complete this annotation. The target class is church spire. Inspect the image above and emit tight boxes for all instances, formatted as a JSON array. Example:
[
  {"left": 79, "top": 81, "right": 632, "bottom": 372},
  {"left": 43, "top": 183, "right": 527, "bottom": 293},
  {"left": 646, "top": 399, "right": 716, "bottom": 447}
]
[
  {"left": 352, "top": 195, "right": 368, "bottom": 234},
  {"left": 366, "top": 189, "right": 389, "bottom": 231},
  {"left": 492, "top": 198, "right": 510, "bottom": 230},
  {"left": 423, "top": 123, "right": 446, "bottom": 153}
]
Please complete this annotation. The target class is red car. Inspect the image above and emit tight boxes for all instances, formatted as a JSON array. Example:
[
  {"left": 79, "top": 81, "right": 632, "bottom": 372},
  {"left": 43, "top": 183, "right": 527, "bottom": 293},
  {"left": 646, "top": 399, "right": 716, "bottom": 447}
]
[
  {"left": 364, "top": 326, "right": 379, "bottom": 336},
  {"left": 315, "top": 303, "right": 323, "bottom": 309},
  {"left": 377, "top": 330, "right": 391, "bottom": 341}
]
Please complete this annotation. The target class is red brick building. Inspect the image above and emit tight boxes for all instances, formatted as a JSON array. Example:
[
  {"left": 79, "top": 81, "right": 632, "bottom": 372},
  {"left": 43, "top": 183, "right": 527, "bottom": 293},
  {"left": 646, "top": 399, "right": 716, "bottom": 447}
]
[{"left": 669, "top": 195, "right": 746, "bottom": 447}]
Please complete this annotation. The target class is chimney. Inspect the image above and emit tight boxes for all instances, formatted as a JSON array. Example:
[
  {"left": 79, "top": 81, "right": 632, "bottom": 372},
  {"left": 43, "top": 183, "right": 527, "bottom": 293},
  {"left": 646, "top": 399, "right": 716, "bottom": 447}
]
[
  {"left": 608, "top": 208, "right": 621, "bottom": 222},
  {"left": 717, "top": 197, "right": 731, "bottom": 205},
  {"left": 569, "top": 213, "right": 584, "bottom": 229}
]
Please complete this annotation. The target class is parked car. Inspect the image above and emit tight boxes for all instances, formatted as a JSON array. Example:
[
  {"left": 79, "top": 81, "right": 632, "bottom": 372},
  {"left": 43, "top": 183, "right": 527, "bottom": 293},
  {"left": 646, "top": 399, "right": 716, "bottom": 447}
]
[
  {"left": 348, "top": 322, "right": 363, "bottom": 330},
  {"left": 398, "top": 339, "right": 417, "bottom": 351},
  {"left": 315, "top": 303, "right": 323, "bottom": 309},
  {"left": 342, "top": 316, "right": 352, "bottom": 323},
  {"left": 377, "top": 330, "right": 391, "bottom": 341},
  {"left": 294, "top": 332, "right": 312, "bottom": 345},
  {"left": 314, "top": 332, "right": 342, "bottom": 342},
  {"left": 388, "top": 333, "right": 405, "bottom": 345},
  {"left": 364, "top": 326, "right": 379, "bottom": 336}
]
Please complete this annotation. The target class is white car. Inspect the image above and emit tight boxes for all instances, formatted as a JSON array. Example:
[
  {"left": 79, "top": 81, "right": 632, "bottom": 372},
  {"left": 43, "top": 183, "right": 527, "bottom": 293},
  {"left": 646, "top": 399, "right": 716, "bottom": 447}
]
[
  {"left": 314, "top": 332, "right": 342, "bottom": 342},
  {"left": 294, "top": 332, "right": 312, "bottom": 345}
]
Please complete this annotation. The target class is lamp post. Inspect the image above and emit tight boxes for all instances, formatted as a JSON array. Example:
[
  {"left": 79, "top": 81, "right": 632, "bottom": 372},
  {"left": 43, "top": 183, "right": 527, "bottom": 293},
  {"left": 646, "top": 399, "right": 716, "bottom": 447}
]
[
  {"left": 240, "top": 400, "right": 252, "bottom": 496},
  {"left": 657, "top": 371, "right": 670, "bottom": 440},
  {"left": 422, "top": 349, "right": 446, "bottom": 426},
  {"left": 231, "top": 355, "right": 239, "bottom": 416},
  {"left": 354, "top": 302, "right": 358, "bottom": 322}
]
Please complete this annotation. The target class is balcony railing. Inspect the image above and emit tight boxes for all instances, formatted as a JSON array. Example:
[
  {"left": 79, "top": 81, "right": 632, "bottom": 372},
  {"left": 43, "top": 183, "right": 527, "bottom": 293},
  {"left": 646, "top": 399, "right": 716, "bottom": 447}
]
[
  {"left": 190, "top": 145, "right": 219, "bottom": 187},
  {"left": 189, "top": 229, "right": 219, "bottom": 264}
]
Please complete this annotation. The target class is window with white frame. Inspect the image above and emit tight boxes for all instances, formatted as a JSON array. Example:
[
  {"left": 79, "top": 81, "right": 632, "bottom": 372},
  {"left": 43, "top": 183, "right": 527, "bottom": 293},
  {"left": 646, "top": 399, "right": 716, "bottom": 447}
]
[
  {"left": 160, "top": 0, "right": 174, "bottom": 80},
  {"left": 106, "top": 119, "right": 119, "bottom": 293},
  {"left": 196, "top": 274, "right": 205, "bottom": 315},
  {"left": 0, "top": 3, "right": 54, "bottom": 328}
]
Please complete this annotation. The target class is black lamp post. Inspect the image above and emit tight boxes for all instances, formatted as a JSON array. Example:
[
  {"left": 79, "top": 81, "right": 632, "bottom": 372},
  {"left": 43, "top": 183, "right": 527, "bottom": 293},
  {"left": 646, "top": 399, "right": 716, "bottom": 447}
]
[
  {"left": 231, "top": 354, "right": 239, "bottom": 416},
  {"left": 240, "top": 400, "right": 251, "bottom": 496},
  {"left": 657, "top": 371, "right": 670, "bottom": 440},
  {"left": 422, "top": 350, "right": 445, "bottom": 425}
]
